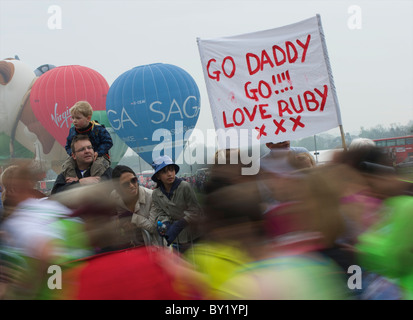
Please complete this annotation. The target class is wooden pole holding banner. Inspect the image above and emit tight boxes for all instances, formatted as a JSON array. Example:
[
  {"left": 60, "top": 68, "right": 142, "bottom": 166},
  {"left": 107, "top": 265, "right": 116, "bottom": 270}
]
[
  {"left": 187, "top": 141, "right": 193, "bottom": 176},
  {"left": 339, "top": 125, "right": 348, "bottom": 151},
  {"left": 136, "top": 141, "right": 143, "bottom": 177}
]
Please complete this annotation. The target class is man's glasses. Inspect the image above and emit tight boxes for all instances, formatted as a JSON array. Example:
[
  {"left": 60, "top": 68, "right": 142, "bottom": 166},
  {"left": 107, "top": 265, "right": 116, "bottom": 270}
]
[
  {"left": 121, "top": 177, "right": 138, "bottom": 188},
  {"left": 75, "top": 145, "right": 94, "bottom": 153}
]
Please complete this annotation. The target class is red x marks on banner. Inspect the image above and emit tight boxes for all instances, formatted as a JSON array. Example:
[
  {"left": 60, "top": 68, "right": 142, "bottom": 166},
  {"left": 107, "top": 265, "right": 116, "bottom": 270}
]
[
  {"left": 289, "top": 115, "right": 305, "bottom": 131},
  {"left": 271, "top": 116, "right": 305, "bottom": 136},
  {"left": 272, "top": 119, "right": 286, "bottom": 135},
  {"left": 255, "top": 124, "right": 267, "bottom": 139}
]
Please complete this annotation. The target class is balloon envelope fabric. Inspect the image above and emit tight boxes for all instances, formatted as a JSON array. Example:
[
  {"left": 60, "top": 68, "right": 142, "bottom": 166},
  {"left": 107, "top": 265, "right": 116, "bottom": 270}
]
[
  {"left": 91, "top": 110, "right": 129, "bottom": 167},
  {"left": 106, "top": 63, "right": 201, "bottom": 165},
  {"left": 30, "top": 65, "right": 109, "bottom": 147}
]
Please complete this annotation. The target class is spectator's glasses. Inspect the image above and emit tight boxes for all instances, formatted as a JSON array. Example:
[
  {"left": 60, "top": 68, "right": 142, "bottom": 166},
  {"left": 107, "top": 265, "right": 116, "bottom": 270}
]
[
  {"left": 75, "top": 145, "right": 93, "bottom": 153},
  {"left": 121, "top": 176, "right": 138, "bottom": 188}
]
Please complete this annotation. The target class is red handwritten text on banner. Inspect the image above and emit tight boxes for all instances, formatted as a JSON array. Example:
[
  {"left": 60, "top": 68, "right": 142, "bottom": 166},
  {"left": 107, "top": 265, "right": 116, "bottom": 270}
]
[{"left": 198, "top": 15, "right": 342, "bottom": 148}]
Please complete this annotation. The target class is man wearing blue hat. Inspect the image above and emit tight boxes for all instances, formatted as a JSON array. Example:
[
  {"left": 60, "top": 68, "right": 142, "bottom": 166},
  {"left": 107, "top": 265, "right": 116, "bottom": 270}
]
[{"left": 150, "top": 155, "right": 203, "bottom": 253}]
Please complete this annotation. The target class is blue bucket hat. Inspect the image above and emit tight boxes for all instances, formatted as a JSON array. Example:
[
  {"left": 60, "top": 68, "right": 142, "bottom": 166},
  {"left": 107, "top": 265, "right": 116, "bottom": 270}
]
[{"left": 151, "top": 155, "right": 180, "bottom": 182}]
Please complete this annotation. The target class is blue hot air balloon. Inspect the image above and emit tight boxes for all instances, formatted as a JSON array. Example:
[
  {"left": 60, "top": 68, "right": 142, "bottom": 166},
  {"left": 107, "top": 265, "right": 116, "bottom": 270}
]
[{"left": 106, "top": 63, "right": 201, "bottom": 165}]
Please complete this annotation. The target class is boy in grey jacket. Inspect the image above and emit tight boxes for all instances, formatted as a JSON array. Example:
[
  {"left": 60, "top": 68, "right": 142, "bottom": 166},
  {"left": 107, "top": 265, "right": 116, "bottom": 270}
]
[{"left": 150, "top": 155, "right": 203, "bottom": 252}]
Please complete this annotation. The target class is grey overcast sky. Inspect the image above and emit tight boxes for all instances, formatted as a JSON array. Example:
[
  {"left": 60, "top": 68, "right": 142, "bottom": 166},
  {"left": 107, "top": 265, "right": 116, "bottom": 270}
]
[{"left": 1, "top": 0, "right": 412, "bottom": 139}]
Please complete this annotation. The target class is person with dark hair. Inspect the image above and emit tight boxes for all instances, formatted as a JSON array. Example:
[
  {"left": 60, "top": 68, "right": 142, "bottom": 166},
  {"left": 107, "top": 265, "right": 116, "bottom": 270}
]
[
  {"left": 51, "top": 135, "right": 113, "bottom": 195},
  {"left": 110, "top": 165, "right": 158, "bottom": 247},
  {"left": 150, "top": 155, "right": 203, "bottom": 253}
]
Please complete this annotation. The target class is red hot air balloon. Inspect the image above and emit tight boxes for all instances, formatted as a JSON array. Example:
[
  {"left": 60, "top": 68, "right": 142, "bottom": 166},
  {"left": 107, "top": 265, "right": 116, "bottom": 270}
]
[{"left": 30, "top": 65, "right": 109, "bottom": 147}]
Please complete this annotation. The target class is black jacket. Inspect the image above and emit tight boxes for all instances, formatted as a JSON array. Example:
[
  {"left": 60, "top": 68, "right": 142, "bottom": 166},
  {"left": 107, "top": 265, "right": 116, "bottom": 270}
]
[{"left": 51, "top": 166, "right": 113, "bottom": 195}]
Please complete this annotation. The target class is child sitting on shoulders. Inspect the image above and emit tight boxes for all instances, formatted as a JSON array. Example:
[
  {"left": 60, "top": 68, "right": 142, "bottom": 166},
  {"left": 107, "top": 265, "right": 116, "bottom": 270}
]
[{"left": 62, "top": 101, "right": 113, "bottom": 178}]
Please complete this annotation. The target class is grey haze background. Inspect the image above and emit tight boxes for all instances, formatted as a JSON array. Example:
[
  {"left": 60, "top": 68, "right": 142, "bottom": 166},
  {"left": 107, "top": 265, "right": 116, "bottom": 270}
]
[{"left": 1, "top": 0, "right": 412, "bottom": 164}]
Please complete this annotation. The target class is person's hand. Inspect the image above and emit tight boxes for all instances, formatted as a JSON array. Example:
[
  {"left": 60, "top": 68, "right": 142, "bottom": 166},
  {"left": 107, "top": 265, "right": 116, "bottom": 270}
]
[
  {"left": 79, "top": 176, "right": 101, "bottom": 185},
  {"left": 165, "top": 219, "right": 188, "bottom": 246},
  {"left": 93, "top": 152, "right": 98, "bottom": 162},
  {"left": 65, "top": 177, "right": 79, "bottom": 183},
  {"left": 157, "top": 220, "right": 171, "bottom": 237}
]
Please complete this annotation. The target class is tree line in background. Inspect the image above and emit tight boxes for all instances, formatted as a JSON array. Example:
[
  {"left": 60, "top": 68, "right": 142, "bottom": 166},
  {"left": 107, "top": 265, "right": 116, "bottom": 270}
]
[
  {"left": 118, "top": 121, "right": 413, "bottom": 175},
  {"left": 294, "top": 121, "right": 413, "bottom": 151}
]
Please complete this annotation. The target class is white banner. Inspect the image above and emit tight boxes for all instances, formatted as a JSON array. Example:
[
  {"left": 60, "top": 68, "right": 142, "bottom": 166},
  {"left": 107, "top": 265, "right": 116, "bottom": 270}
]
[{"left": 197, "top": 15, "right": 342, "bottom": 149}]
